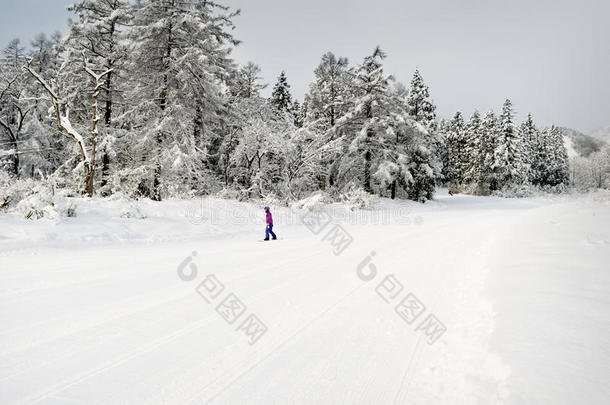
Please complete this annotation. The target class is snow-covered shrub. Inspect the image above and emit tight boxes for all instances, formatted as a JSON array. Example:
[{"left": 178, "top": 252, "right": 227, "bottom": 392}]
[
  {"left": 14, "top": 188, "right": 78, "bottom": 220},
  {"left": 0, "top": 171, "right": 14, "bottom": 210},
  {"left": 590, "top": 189, "right": 610, "bottom": 205},
  {"left": 492, "top": 183, "right": 536, "bottom": 198},
  {"left": 291, "top": 191, "right": 333, "bottom": 211},
  {"left": 106, "top": 167, "right": 151, "bottom": 199},
  {"left": 120, "top": 203, "right": 148, "bottom": 219},
  {"left": 0, "top": 171, "right": 80, "bottom": 219},
  {"left": 163, "top": 167, "right": 223, "bottom": 199},
  {"left": 339, "top": 186, "right": 379, "bottom": 210},
  {"left": 63, "top": 201, "right": 78, "bottom": 217},
  {"left": 457, "top": 182, "right": 490, "bottom": 196},
  {"left": 51, "top": 156, "right": 86, "bottom": 194},
  {"left": 216, "top": 187, "right": 249, "bottom": 201},
  {"left": 261, "top": 192, "right": 289, "bottom": 208},
  {"left": 16, "top": 194, "right": 49, "bottom": 219},
  {"left": 538, "top": 183, "right": 570, "bottom": 194}
]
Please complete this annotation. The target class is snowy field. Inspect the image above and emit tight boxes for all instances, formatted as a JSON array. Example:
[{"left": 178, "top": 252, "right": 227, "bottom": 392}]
[{"left": 1, "top": 191, "right": 609, "bottom": 404}]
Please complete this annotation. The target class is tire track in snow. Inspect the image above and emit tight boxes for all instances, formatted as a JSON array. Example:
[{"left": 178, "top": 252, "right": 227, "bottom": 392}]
[
  {"left": 394, "top": 209, "right": 518, "bottom": 404},
  {"left": 2, "top": 236, "right": 339, "bottom": 402},
  {"left": 185, "top": 225, "right": 461, "bottom": 404},
  {"left": 0, "top": 234, "right": 322, "bottom": 351},
  {"left": 17, "top": 319, "right": 210, "bottom": 405},
  {"left": 187, "top": 283, "right": 369, "bottom": 404}
]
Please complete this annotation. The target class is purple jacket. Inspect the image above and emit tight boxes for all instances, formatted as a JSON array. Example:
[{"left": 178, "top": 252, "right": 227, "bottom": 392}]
[{"left": 266, "top": 211, "right": 273, "bottom": 224}]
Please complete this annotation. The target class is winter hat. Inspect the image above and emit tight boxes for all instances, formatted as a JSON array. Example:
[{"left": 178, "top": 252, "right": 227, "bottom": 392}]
[{"left": 264, "top": 206, "right": 270, "bottom": 211}]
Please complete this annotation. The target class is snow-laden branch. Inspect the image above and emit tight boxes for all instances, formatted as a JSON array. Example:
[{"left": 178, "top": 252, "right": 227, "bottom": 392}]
[
  {"left": 83, "top": 65, "right": 113, "bottom": 99},
  {"left": 59, "top": 112, "right": 90, "bottom": 163},
  {"left": 24, "top": 63, "right": 91, "bottom": 166},
  {"left": 23, "top": 64, "right": 60, "bottom": 101}
]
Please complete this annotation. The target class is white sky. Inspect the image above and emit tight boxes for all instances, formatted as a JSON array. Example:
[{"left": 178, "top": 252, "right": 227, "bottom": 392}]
[{"left": 1, "top": 0, "right": 609, "bottom": 134}]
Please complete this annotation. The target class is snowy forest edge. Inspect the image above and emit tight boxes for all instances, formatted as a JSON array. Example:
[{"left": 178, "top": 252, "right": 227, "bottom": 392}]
[{"left": 1, "top": 0, "right": 609, "bottom": 220}]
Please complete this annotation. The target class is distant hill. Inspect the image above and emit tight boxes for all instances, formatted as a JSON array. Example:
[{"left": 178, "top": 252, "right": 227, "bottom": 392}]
[
  {"left": 559, "top": 127, "right": 606, "bottom": 158},
  {"left": 590, "top": 126, "right": 610, "bottom": 143}
]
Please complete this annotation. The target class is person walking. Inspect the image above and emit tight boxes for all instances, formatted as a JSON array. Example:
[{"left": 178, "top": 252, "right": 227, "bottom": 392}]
[{"left": 263, "top": 206, "right": 277, "bottom": 241}]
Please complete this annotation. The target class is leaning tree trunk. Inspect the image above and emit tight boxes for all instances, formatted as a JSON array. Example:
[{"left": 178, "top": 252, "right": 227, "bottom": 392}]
[{"left": 25, "top": 60, "right": 112, "bottom": 197}]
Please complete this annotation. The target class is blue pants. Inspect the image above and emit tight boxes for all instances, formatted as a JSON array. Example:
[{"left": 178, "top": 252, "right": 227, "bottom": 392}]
[{"left": 265, "top": 224, "right": 277, "bottom": 239}]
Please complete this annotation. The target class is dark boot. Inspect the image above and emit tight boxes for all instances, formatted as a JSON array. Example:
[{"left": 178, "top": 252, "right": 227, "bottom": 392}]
[
  {"left": 272, "top": 236, "right": 277, "bottom": 240},
  {"left": 263, "top": 238, "right": 269, "bottom": 241}
]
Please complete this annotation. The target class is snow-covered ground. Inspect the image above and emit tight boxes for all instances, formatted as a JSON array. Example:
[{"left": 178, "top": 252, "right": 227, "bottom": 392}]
[{"left": 1, "top": 191, "right": 609, "bottom": 404}]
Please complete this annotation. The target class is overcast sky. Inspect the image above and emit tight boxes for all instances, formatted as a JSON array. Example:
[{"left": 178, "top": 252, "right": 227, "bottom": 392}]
[{"left": 1, "top": 0, "right": 608, "bottom": 134}]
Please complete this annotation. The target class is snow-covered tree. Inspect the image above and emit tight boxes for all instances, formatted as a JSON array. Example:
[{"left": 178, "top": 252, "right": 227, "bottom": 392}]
[
  {"left": 0, "top": 39, "right": 28, "bottom": 176},
  {"left": 406, "top": 69, "right": 442, "bottom": 184},
  {"left": 542, "top": 126, "right": 569, "bottom": 186},
  {"left": 480, "top": 110, "right": 499, "bottom": 192},
  {"left": 24, "top": 56, "right": 112, "bottom": 196},
  {"left": 283, "top": 126, "right": 331, "bottom": 198},
  {"left": 292, "top": 99, "right": 303, "bottom": 127},
  {"left": 340, "top": 47, "right": 393, "bottom": 193},
  {"left": 29, "top": 32, "right": 63, "bottom": 75},
  {"left": 229, "top": 114, "right": 289, "bottom": 197},
  {"left": 64, "top": 0, "right": 133, "bottom": 193},
  {"left": 494, "top": 99, "right": 525, "bottom": 189},
  {"left": 66, "top": 0, "right": 132, "bottom": 125},
  {"left": 589, "top": 145, "right": 610, "bottom": 189},
  {"left": 305, "top": 52, "right": 351, "bottom": 131},
  {"left": 231, "top": 61, "right": 266, "bottom": 99},
  {"left": 406, "top": 69, "right": 437, "bottom": 132},
  {"left": 462, "top": 111, "right": 483, "bottom": 187},
  {"left": 570, "top": 144, "right": 610, "bottom": 190},
  {"left": 270, "top": 70, "right": 292, "bottom": 113},
  {"left": 447, "top": 111, "right": 466, "bottom": 188},
  {"left": 302, "top": 52, "right": 352, "bottom": 188},
  {"left": 398, "top": 121, "right": 438, "bottom": 202},
  {"left": 436, "top": 119, "right": 451, "bottom": 184},
  {"left": 0, "top": 1, "right": 580, "bottom": 204},
  {"left": 519, "top": 113, "right": 538, "bottom": 184},
  {"left": 335, "top": 47, "right": 435, "bottom": 201},
  {"left": 127, "top": 0, "right": 238, "bottom": 200}
]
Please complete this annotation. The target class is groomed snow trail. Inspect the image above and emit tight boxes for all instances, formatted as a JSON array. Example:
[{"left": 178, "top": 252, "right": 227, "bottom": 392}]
[{"left": 0, "top": 192, "right": 608, "bottom": 404}]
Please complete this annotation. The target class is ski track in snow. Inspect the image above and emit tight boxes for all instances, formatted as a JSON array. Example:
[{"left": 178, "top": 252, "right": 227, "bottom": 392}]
[{"left": 0, "top": 192, "right": 609, "bottom": 404}]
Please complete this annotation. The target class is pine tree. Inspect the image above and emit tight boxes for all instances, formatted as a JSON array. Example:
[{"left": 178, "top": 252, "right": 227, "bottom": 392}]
[
  {"left": 406, "top": 69, "right": 437, "bottom": 132},
  {"left": 463, "top": 111, "right": 483, "bottom": 187},
  {"left": 270, "top": 71, "right": 292, "bottom": 112},
  {"left": 406, "top": 68, "right": 442, "bottom": 185},
  {"left": 231, "top": 61, "right": 266, "bottom": 99},
  {"left": 336, "top": 47, "right": 435, "bottom": 201},
  {"left": 494, "top": 99, "right": 525, "bottom": 189},
  {"left": 303, "top": 52, "right": 352, "bottom": 188},
  {"left": 292, "top": 99, "right": 303, "bottom": 127},
  {"left": 519, "top": 113, "right": 537, "bottom": 184},
  {"left": 128, "top": 0, "right": 238, "bottom": 200},
  {"left": 481, "top": 110, "right": 499, "bottom": 192},
  {"left": 546, "top": 126, "right": 570, "bottom": 186},
  {"left": 530, "top": 130, "right": 543, "bottom": 186},
  {"left": 305, "top": 52, "right": 351, "bottom": 131},
  {"left": 343, "top": 46, "right": 392, "bottom": 193},
  {"left": 447, "top": 111, "right": 466, "bottom": 188},
  {"left": 400, "top": 123, "right": 438, "bottom": 202},
  {"left": 531, "top": 125, "right": 569, "bottom": 188}
]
